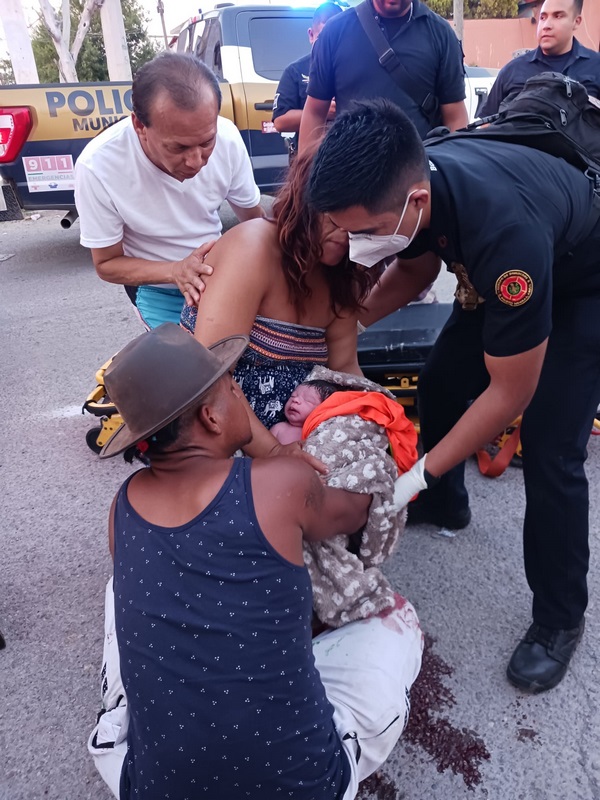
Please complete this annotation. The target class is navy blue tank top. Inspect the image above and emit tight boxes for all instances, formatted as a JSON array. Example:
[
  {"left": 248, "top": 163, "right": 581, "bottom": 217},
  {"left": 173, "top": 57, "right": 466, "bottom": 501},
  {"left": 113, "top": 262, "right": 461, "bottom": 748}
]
[{"left": 114, "top": 457, "right": 350, "bottom": 800}]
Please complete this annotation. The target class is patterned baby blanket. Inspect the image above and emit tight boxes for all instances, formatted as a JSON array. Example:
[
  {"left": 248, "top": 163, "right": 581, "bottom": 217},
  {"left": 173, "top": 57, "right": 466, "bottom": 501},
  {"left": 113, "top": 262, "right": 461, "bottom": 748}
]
[{"left": 301, "top": 366, "right": 417, "bottom": 626}]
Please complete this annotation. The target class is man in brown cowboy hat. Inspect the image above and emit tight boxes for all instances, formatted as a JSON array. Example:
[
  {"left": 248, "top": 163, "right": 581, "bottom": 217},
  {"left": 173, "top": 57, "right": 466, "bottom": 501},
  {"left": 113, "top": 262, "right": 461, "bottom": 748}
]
[{"left": 89, "top": 323, "right": 423, "bottom": 800}]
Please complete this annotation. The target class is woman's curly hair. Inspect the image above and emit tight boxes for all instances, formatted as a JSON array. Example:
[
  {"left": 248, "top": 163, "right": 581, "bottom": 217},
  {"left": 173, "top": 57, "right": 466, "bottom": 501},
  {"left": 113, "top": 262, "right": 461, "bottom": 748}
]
[{"left": 271, "top": 148, "right": 376, "bottom": 316}]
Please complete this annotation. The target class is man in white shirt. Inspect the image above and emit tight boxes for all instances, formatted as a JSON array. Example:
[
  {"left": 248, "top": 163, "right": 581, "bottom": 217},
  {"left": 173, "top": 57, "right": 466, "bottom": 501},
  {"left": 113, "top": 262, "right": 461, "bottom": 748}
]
[{"left": 75, "top": 52, "right": 263, "bottom": 328}]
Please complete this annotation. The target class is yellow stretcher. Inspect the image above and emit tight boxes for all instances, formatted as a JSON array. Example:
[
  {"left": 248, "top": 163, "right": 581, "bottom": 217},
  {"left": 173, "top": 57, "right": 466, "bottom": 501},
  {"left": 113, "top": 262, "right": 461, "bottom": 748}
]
[{"left": 82, "top": 359, "right": 123, "bottom": 454}]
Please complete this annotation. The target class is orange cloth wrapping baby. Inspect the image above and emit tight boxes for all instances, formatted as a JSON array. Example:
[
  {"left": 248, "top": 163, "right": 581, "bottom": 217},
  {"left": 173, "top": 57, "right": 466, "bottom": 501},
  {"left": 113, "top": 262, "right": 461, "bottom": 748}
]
[{"left": 302, "top": 390, "right": 419, "bottom": 475}]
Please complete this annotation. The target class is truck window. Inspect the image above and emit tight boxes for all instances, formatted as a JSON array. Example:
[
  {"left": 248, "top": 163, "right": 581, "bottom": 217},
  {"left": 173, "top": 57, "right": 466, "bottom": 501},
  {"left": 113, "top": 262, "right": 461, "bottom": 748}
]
[
  {"left": 195, "top": 19, "right": 224, "bottom": 79},
  {"left": 213, "top": 43, "right": 223, "bottom": 80},
  {"left": 247, "top": 16, "right": 311, "bottom": 81},
  {"left": 176, "top": 21, "right": 196, "bottom": 53},
  {"left": 193, "top": 20, "right": 209, "bottom": 59}
]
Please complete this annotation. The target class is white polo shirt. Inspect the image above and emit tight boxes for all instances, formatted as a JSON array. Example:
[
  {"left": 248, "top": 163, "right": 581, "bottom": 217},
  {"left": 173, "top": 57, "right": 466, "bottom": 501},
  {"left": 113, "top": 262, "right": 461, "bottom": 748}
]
[{"left": 75, "top": 115, "right": 260, "bottom": 268}]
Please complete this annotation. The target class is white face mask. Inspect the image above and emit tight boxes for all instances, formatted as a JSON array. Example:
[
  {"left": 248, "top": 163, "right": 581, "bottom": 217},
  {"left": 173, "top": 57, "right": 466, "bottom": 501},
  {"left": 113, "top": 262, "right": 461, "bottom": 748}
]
[{"left": 348, "top": 189, "right": 422, "bottom": 268}]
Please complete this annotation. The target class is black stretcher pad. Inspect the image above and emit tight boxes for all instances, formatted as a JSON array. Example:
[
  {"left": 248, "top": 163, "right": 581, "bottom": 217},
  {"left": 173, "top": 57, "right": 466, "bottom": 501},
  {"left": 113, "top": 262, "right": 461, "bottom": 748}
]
[{"left": 358, "top": 303, "right": 452, "bottom": 380}]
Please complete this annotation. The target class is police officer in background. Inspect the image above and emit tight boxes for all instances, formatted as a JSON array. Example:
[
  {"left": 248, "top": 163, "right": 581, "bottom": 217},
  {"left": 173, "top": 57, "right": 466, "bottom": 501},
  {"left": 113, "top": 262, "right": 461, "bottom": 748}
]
[
  {"left": 299, "top": 0, "right": 468, "bottom": 152},
  {"left": 480, "top": 0, "right": 600, "bottom": 116},
  {"left": 308, "top": 99, "right": 600, "bottom": 693},
  {"left": 272, "top": 3, "right": 342, "bottom": 155}
]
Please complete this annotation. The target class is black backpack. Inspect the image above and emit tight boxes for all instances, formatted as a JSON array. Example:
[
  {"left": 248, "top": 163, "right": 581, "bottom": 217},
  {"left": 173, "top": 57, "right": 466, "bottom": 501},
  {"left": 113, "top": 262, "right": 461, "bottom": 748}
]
[{"left": 425, "top": 72, "right": 600, "bottom": 188}]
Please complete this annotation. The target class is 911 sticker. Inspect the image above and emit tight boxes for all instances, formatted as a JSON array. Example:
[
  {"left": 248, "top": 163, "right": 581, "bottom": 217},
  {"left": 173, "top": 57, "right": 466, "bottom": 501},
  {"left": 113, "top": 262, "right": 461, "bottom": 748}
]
[
  {"left": 495, "top": 270, "right": 533, "bottom": 306},
  {"left": 23, "top": 154, "right": 75, "bottom": 192}
]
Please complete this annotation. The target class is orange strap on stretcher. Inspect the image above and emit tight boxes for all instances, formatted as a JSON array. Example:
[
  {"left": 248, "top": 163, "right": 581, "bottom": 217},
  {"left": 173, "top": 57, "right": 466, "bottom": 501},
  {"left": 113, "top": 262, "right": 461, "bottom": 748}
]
[
  {"left": 475, "top": 422, "right": 522, "bottom": 478},
  {"left": 476, "top": 415, "right": 600, "bottom": 477}
]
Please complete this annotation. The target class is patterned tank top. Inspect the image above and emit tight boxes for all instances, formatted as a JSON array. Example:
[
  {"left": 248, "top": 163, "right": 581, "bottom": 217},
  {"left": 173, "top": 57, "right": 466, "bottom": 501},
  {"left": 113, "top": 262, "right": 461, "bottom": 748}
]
[
  {"left": 180, "top": 308, "right": 328, "bottom": 366},
  {"left": 114, "top": 458, "right": 350, "bottom": 800},
  {"left": 180, "top": 310, "right": 329, "bottom": 427},
  {"left": 240, "top": 314, "right": 328, "bottom": 366}
]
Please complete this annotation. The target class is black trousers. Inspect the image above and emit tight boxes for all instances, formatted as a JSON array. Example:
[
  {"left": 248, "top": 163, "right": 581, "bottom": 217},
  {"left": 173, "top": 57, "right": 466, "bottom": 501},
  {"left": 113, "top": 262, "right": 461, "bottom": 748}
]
[{"left": 417, "top": 295, "right": 600, "bottom": 629}]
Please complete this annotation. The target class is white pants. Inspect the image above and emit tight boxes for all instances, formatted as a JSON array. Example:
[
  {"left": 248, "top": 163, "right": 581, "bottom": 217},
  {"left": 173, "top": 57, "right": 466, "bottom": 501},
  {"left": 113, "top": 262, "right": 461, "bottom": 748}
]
[
  {"left": 89, "top": 580, "right": 423, "bottom": 799},
  {"left": 87, "top": 579, "right": 129, "bottom": 799}
]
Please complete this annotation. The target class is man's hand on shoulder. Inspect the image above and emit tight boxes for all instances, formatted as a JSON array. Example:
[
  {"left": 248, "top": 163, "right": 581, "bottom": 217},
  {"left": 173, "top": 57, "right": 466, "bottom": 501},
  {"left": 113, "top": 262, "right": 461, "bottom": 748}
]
[
  {"left": 172, "top": 240, "right": 217, "bottom": 306},
  {"left": 92, "top": 238, "right": 217, "bottom": 298}
]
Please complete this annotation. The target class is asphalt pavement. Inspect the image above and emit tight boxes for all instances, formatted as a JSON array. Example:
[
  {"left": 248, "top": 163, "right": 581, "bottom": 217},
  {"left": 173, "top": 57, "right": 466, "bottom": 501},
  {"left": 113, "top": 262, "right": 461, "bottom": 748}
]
[{"left": 1, "top": 210, "right": 599, "bottom": 800}]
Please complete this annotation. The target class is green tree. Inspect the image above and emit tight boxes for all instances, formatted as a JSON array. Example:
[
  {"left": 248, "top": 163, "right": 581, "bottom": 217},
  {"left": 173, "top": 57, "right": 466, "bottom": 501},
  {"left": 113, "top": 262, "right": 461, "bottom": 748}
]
[
  {"left": 424, "top": 0, "right": 519, "bottom": 19},
  {"left": 0, "top": 61, "right": 15, "bottom": 86},
  {"left": 1, "top": 0, "right": 158, "bottom": 85}
]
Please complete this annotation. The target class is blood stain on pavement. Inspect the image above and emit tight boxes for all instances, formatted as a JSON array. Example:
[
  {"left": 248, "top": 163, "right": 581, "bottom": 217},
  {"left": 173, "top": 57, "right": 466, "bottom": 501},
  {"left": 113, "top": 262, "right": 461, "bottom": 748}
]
[
  {"left": 356, "top": 634, "right": 490, "bottom": 797},
  {"left": 358, "top": 771, "right": 404, "bottom": 799},
  {"left": 403, "top": 633, "right": 491, "bottom": 789}
]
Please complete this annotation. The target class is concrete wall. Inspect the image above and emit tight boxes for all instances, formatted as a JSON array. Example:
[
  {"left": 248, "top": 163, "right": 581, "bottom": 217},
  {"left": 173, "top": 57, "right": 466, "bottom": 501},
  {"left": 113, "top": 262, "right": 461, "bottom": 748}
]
[{"left": 462, "top": 5, "right": 600, "bottom": 68}]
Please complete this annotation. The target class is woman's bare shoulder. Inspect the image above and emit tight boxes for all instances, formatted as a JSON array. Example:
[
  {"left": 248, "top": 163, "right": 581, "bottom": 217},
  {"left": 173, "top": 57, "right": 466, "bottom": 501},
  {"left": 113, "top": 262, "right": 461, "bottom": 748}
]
[{"left": 210, "top": 217, "right": 279, "bottom": 265}]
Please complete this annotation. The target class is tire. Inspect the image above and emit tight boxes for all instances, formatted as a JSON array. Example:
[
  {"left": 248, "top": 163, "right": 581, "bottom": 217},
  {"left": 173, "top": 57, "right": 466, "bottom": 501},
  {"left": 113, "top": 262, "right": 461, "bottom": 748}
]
[{"left": 86, "top": 426, "right": 103, "bottom": 454}]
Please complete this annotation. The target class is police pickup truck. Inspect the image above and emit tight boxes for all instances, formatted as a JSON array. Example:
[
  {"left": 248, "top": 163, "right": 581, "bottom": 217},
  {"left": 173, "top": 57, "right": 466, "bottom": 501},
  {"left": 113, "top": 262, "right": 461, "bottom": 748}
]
[{"left": 0, "top": 3, "right": 497, "bottom": 223}]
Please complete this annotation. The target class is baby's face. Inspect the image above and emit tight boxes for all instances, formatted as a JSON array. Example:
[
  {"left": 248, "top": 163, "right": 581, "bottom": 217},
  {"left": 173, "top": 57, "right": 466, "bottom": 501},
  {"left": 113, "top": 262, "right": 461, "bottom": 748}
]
[{"left": 284, "top": 385, "right": 323, "bottom": 426}]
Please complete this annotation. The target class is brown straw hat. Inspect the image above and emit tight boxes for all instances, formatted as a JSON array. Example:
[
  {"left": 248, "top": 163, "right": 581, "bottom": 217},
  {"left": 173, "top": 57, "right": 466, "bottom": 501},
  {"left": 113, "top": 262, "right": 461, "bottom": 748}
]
[{"left": 99, "top": 323, "right": 248, "bottom": 459}]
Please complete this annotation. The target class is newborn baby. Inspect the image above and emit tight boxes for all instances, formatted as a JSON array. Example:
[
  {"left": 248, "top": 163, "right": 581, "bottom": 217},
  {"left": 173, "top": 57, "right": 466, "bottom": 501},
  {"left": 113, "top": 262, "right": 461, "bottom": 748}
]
[
  {"left": 271, "top": 380, "right": 341, "bottom": 444},
  {"left": 273, "top": 367, "right": 418, "bottom": 627}
]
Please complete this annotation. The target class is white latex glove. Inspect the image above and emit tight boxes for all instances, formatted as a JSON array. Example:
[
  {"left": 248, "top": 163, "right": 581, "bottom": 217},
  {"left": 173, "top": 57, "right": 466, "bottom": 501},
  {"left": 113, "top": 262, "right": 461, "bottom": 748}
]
[{"left": 393, "top": 455, "right": 428, "bottom": 511}]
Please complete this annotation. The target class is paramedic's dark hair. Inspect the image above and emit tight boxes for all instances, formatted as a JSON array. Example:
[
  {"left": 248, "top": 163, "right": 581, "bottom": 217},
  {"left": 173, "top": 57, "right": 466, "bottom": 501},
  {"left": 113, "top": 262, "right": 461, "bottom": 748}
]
[
  {"left": 132, "top": 51, "right": 222, "bottom": 127},
  {"left": 308, "top": 99, "right": 428, "bottom": 215},
  {"left": 312, "top": 2, "right": 343, "bottom": 27},
  {"left": 572, "top": 0, "right": 583, "bottom": 15}
]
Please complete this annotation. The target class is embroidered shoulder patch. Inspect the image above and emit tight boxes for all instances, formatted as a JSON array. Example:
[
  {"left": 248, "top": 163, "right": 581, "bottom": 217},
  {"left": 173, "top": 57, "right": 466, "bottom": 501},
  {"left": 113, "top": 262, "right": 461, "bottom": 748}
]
[{"left": 495, "top": 271, "right": 533, "bottom": 306}]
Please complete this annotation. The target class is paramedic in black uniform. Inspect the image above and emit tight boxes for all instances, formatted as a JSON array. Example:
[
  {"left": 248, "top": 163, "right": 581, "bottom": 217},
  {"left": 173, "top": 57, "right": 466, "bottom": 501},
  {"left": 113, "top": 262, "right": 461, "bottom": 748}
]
[
  {"left": 272, "top": 2, "right": 342, "bottom": 155},
  {"left": 308, "top": 99, "right": 600, "bottom": 693},
  {"left": 480, "top": 0, "right": 600, "bottom": 117}
]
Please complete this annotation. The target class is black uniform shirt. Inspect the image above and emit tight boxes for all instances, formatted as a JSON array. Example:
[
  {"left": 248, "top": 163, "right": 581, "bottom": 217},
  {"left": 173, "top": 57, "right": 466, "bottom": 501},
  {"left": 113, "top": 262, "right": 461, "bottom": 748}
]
[
  {"left": 480, "top": 39, "right": 600, "bottom": 116},
  {"left": 307, "top": 0, "right": 465, "bottom": 139},
  {"left": 403, "top": 138, "right": 600, "bottom": 357},
  {"left": 273, "top": 53, "right": 311, "bottom": 121},
  {"left": 272, "top": 52, "right": 311, "bottom": 151}
]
